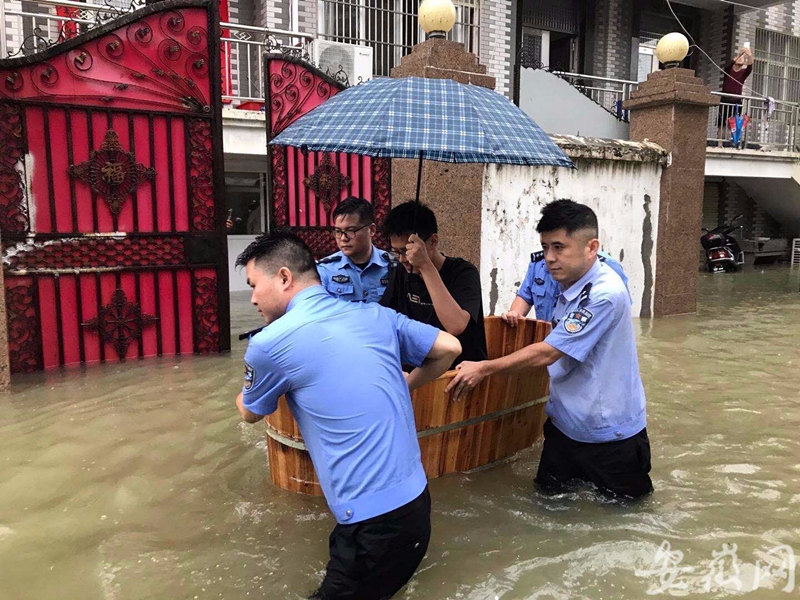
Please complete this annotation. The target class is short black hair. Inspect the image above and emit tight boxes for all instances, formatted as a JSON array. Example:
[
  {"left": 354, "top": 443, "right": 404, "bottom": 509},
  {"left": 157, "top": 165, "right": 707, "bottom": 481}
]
[
  {"left": 331, "top": 196, "right": 375, "bottom": 224},
  {"left": 383, "top": 201, "right": 438, "bottom": 240},
  {"left": 235, "top": 230, "right": 319, "bottom": 280},
  {"left": 536, "top": 199, "right": 598, "bottom": 237}
]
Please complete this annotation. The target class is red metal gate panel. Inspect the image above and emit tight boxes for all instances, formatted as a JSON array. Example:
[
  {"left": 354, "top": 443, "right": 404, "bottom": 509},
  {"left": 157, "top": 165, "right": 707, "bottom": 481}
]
[
  {"left": 265, "top": 56, "right": 391, "bottom": 256},
  {"left": 0, "top": 0, "right": 229, "bottom": 374}
]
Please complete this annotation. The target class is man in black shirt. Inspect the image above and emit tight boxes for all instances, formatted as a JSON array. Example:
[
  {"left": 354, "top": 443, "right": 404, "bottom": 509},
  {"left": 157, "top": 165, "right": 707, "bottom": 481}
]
[{"left": 380, "top": 201, "right": 487, "bottom": 368}]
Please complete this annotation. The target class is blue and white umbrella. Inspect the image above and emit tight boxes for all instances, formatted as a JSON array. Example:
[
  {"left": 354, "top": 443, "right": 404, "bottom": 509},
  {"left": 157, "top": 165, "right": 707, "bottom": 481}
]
[{"left": 270, "top": 76, "right": 573, "bottom": 171}]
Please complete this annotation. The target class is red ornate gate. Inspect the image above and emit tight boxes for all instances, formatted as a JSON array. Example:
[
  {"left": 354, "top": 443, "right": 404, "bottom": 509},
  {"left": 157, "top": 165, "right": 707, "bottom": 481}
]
[
  {"left": 265, "top": 56, "right": 390, "bottom": 256},
  {"left": 0, "top": 0, "right": 230, "bottom": 374}
]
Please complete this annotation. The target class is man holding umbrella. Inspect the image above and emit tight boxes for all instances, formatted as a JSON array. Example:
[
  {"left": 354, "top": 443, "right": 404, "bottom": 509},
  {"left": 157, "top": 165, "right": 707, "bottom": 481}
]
[{"left": 380, "top": 200, "right": 487, "bottom": 368}]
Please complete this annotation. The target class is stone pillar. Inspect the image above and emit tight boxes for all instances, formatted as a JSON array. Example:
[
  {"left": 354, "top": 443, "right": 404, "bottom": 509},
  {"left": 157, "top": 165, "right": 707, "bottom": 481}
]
[
  {"left": 623, "top": 68, "right": 718, "bottom": 316},
  {"left": 389, "top": 38, "right": 495, "bottom": 268},
  {"left": 0, "top": 235, "right": 9, "bottom": 392}
]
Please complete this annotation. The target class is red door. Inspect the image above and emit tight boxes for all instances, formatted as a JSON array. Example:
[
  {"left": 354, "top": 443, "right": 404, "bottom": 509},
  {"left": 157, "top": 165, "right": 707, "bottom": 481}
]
[{"left": 0, "top": 0, "right": 230, "bottom": 373}]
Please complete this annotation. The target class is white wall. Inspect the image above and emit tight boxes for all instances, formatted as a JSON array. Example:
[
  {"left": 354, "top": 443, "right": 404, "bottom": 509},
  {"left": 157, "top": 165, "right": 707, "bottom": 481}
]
[
  {"left": 222, "top": 109, "right": 267, "bottom": 162},
  {"left": 222, "top": 112, "right": 267, "bottom": 293},
  {"left": 481, "top": 159, "right": 662, "bottom": 319},
  {"left": 519, "top": 68, "right": 630, "bottom": 139},
  {"left": 227, "top": 235, "right": 259, "bottom": 291}
]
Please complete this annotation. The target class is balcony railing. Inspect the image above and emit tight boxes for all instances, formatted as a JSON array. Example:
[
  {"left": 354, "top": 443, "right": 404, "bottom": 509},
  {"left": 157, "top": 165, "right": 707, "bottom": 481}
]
[
  {"left": 553, "top": 70, "right": 800, "bottom": 152},
  {"left": 707, "top": 94, "right": 800, "bottom": 152},
  {"left": 219, "top": 22, "right": 313, "bottom": 105},
  {"left": 552, "top": 71, "right": 637, "bottom": 120},
  {"left": 0, "top": 0, "right": 313, "bottom": 106}
]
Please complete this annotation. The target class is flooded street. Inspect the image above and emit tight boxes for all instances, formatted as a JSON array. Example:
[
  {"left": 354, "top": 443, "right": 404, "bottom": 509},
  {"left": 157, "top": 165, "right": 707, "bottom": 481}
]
[{"left": 2, "top": 266, "right": 799, "bottom": 599}]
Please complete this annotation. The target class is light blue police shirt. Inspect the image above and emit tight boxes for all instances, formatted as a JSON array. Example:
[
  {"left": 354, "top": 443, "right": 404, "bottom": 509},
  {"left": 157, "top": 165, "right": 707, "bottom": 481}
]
[
  {"left": 517, "top": 250, "right": 630, "bottom": 322},
  {"left": 241, "top": 286, "right": 439, "bottom": 524},
  {"left": 543, "top": 260, "right": 646, "bottom": 443},
  {"left": 316, "top": 246, "right": 392, "bottom": 302}
]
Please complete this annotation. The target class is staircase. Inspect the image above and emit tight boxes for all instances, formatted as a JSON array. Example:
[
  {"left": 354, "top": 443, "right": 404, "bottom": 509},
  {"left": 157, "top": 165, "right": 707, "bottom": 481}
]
[{"left": 518, "top": 68, "right": 631, "bottom": 139}]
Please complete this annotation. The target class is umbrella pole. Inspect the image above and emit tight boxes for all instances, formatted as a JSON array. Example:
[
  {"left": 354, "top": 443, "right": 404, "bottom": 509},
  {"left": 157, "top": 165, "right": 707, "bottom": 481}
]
[{"left": 415, "top": 150, "right": 424, "bottom": 203}]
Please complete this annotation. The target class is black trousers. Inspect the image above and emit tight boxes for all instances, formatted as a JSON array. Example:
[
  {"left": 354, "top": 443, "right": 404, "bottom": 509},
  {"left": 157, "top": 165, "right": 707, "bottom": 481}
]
[
  {"left": 309, "top": 487, "right": 431, "bottom": 600},
  {"left": 535, "top": 418, "right": 653, "bottom": 499}
]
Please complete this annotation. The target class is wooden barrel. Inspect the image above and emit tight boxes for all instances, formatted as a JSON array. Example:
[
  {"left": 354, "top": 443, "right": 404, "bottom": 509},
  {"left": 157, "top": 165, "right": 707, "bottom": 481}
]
[{"left": 264, "top": 316, "right": 551, "bottom": 496}]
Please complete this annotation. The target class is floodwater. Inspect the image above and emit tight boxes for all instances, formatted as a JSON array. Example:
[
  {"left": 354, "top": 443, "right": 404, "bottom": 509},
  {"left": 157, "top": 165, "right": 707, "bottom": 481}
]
[{"left": 1, "top": 266, "right": 799, "bottom": 600}]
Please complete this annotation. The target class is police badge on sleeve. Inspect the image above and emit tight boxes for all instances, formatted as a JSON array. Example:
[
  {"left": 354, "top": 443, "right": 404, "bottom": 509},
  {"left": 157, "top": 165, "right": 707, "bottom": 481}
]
[
  {"left": 563, "top": 307, "right": 593, "bottom": 334},
  {"left": 243, "top": 362, "right": 255, "bottom": 390}
]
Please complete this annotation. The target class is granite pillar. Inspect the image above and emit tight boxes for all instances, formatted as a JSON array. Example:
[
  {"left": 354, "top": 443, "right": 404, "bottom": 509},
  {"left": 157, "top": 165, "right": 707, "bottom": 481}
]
[
  {"left": 389, "top": 38, "right": 495, "bottom": 268},
  {"left": 623, "top": 68, "right": 718, "bottom": 316}
]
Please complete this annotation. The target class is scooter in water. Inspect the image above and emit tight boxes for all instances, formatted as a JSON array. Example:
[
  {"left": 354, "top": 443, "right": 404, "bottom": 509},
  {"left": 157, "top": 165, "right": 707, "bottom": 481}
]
[{"left": 700, "top": 215, "right": 745, "bottom": 273}]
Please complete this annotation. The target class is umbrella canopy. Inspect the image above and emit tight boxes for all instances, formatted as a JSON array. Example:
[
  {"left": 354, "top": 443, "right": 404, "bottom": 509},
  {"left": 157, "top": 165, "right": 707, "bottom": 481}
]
[{"left": 269, "top": 76, "right": 573, "bottom": 168}]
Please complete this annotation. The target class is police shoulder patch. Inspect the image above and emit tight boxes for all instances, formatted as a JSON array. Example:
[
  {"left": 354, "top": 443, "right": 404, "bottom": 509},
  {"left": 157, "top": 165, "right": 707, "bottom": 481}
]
[
  {"left": 531, "top": 251, "right": 544, "bottom": 263},
  {"left": 317, "top": 254, "right": 340, "bottom": 265},
  {"left": 332, "top": 274, "right": 351, "bottom": 283},
  {"left": 243, "top": 362, "right": 255, "bottom": 390},
  {"left": 562, "top": 307, "right": 593, "bottom": 334}
]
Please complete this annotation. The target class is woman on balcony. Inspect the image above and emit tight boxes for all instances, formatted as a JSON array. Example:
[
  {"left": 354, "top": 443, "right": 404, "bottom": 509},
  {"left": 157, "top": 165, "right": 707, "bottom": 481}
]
[{"left": 717, "top": 45, "right": 754, "bottom": 145}]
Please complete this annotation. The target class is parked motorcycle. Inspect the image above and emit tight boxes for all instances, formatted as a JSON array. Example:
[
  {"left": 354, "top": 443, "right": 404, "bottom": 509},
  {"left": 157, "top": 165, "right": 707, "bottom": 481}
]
[{"left": 700, "top": 215, "right": 745, "bottom": 273}]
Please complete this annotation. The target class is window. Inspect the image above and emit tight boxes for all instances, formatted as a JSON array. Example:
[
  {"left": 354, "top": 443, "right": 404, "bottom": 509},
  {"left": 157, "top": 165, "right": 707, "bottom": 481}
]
[
  {"left": 521, "top": 29, "right": 545, "bottom": 69},
  {"left": 637, "top": 44, "right": 658, "bottom": 82},
  {"left": 753, "top": 28, "right": 800, "bottom": 103},
  {"left": 318, "top": 0, "right": 480, "bottom": 77},
  {"left": 224, "top": 172, "right": 267, "bottom": 235}
]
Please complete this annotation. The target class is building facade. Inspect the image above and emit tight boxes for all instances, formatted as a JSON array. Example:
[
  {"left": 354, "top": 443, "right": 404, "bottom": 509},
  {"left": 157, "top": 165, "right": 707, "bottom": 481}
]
[
  {"left": 515, "top": 0, "right": 800, "bottom": 246},
  {"left": 3, "top": 0, "right": 798, "bottom": 274}
]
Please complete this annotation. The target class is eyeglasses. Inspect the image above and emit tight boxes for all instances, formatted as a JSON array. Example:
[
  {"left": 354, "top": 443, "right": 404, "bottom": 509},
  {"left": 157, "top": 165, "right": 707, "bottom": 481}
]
[
  {"left": 332, "top": 223, "right": 371, "bottom": 239},
  {"left": 390, "top": 233, "right": 432, "bottom": 256}
]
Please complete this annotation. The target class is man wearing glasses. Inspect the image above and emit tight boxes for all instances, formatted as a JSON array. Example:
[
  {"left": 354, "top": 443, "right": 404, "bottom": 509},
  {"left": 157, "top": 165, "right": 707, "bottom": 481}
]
[{"left": 317, "top": 197, "right": 393, "bottom": 303}]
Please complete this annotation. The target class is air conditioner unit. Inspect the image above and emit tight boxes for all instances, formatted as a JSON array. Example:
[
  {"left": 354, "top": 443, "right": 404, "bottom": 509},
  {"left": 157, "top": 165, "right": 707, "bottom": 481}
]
[{"left": 311, "top": 40, "right": 373, "bottom": 86}]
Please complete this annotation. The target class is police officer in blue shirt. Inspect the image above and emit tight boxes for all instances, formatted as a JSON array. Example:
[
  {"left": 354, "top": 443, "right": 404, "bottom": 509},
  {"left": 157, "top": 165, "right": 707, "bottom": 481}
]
[
  {"left": 447, "top": 200, "right": 653, "bottom": 500},
  {"left": 317, "top": 196, "right": 392, "bottom": 303},
  {"left": 503, "top": 249, "right": 630, "bottom": 325},
  {"left": 234, "top": 231, "right": 461, "bottom": 599}
]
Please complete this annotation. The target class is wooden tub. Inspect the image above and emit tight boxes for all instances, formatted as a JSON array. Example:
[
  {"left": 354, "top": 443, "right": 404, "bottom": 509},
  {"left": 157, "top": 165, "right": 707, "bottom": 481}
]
[{"left": 264, "top": 316, "right": 551, "bottom": 495}]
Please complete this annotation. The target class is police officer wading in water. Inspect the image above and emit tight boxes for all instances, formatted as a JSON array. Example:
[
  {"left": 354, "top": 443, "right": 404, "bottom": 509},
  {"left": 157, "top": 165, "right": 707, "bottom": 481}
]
[
  {"left": 502, "top": 248, "right": 630, "bottom": 325},
  {"left": 447, "top": 200, "right": 653, "bottom": 500},
  {"left": 235, "top": 231, "right": 461, "bottom": 599}
]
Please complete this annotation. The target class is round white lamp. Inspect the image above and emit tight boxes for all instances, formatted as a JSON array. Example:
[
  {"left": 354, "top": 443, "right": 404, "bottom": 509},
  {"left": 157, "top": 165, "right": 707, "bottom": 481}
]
[
  {"left": 419, "top": 0, "right": 457, "bottom": 39},
  {"left": 655, "top": 32, "right": 690, "bottom": 68}
]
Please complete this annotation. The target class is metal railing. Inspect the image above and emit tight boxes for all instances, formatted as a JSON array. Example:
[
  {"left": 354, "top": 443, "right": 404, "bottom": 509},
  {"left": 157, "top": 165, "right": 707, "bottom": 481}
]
[
  {"left": 317, "top": 0, "right": 480, "bottom": 77},
  {"left": 2, "top": 0, "right": 141, "bottom": 58},
  {"left": 219, "top": 23, "right": 313, "bottom": 104},
  {"left": 553, "top": 70, "right": 800, "bottom": 151},
  {"left": 707, "top": 93, "right": 800, "bottom": 152},
  {"left": 552, "top": 71, "right": 638, "bottom": 120},
  {"left": 0, "top": 0, "right": 313, "bottom": 106}
]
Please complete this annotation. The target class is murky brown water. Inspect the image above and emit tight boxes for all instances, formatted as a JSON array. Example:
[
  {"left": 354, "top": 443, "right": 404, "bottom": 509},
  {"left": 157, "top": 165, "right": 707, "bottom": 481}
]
[{"left": 2, "top": 266, "right": 799, "bottom": 600}]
